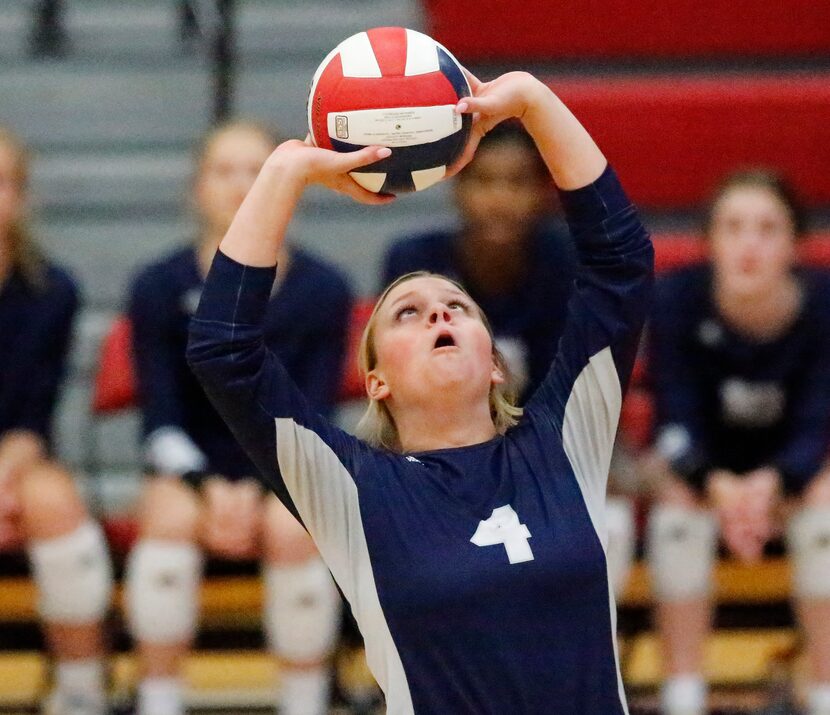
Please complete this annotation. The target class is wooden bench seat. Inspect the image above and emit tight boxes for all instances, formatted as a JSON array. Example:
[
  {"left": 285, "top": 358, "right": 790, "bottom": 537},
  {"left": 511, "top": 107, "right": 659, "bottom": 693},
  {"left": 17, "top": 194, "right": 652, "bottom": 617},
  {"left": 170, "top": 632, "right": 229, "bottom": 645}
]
[{"left": 0, "top": 557, "right": 794, "bottom": 624}]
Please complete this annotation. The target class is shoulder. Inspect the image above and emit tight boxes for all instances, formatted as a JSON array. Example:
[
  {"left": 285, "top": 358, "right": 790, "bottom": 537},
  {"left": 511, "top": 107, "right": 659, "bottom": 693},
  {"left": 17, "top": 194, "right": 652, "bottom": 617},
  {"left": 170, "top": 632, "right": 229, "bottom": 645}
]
[
  {"left": 130, "top": 245, "right": 194, "bottom": 293},
  {"left": 42, "top": 262, "right": 79, "bottom": 302},
  {"left": 800, "top": 268, "right": 830, "bottom": 324},
  {"left": 286, "top": 246, "right": 352, "bottom": 302},
  {"left": 654, "top": 264, "right": 710, "bottom": 308}
]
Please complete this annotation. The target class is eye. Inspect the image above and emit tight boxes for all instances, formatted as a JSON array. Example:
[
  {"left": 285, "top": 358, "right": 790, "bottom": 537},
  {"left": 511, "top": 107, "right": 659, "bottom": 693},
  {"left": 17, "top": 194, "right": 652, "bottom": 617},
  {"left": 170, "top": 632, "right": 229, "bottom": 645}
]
[
  {"left": 448, "top": 300, "right": 469, "bottom": 312},
  {"left": 395, "top": 304, "right": 418, "bottom": 320}
]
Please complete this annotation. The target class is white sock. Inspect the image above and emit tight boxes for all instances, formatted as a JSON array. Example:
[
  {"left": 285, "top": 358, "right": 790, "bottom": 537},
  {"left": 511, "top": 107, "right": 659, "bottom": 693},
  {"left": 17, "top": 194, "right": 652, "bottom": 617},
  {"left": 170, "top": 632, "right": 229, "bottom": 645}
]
[
  {"left": 809, "top": 683, "right": 830, "bottom": 715},
  {"left": 137, "top": 676, "right": 184, "bottom": 715},
  {"left": 279, "top": 666, "right": 330, "bottom": 715},
  {"left": 54, "top": 658, "right": 105, "bottom": 701},
  {"left": 661, "top": 674, "right": 706, "bottom": 715}
]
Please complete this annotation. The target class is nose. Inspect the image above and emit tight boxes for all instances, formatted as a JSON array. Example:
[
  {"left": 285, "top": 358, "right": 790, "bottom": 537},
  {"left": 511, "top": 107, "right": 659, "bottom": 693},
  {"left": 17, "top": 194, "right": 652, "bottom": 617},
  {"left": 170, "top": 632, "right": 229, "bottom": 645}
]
[{"left": 428, "top": 305, "right": 452, "bottom": 325}]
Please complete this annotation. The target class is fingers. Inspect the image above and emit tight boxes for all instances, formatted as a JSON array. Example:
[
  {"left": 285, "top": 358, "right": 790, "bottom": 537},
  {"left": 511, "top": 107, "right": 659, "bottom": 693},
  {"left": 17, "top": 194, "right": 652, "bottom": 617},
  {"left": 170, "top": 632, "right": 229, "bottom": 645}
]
[
  {"left": 335, "top": 175, "right": 397, "bottom": 205},
  {"left": 445, "top": 128, "right": 482, "bottom": 178},
  {"left": 334, "top": 145, "right": 391, "bottom": 173},
  {"left": 462, "top": 67, "right": 484, "bottom": 93}
]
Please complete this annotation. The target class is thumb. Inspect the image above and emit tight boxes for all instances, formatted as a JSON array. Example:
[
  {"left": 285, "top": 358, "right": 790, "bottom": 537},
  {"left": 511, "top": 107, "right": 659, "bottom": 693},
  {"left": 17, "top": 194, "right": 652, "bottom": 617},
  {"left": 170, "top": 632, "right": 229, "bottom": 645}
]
[{"left": 334, "top": 145, "right": 391, "bottom": 172}]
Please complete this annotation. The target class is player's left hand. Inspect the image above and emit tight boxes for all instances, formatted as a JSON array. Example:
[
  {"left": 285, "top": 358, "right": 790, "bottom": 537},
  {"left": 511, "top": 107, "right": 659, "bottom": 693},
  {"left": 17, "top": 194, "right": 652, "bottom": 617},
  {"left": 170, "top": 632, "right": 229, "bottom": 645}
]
[{"left": 446, "top": 70, "right": 546, "bottom": 178}]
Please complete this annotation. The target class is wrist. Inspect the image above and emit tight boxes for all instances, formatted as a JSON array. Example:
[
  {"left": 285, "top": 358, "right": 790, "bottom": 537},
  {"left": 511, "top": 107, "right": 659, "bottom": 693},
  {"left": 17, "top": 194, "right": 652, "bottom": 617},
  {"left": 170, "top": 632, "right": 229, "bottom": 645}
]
[
  {"left": 519, "top": 76, "right": 558, "bottom": 122},
  {"left": 263, "top": 152, "right": 311, "bottom": 190}
]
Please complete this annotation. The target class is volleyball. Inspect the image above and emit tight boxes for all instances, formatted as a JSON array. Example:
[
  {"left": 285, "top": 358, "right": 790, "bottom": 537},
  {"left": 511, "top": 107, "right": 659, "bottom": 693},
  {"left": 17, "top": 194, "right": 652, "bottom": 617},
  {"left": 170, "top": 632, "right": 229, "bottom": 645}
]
[{"left": 307, "top": 27, "right": 472, "bottom": 194}]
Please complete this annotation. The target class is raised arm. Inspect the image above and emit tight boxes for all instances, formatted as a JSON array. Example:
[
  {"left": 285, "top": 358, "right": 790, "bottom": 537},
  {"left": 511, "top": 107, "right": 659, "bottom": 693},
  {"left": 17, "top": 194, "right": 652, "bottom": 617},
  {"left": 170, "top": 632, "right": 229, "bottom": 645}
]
[
  {"left": 454, "top": 73, "right": 653, "bottom": 510},
  {"left": 186, "top": 140, "right": 392, "bottom": 512}
]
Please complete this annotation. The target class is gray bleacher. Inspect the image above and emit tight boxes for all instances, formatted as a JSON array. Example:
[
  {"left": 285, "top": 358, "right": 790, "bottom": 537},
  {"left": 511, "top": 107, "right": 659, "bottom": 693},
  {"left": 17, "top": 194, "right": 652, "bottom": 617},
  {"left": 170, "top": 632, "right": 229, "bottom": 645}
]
[{"left": 0, "top": 0, "right": 457, "bottom": 510}]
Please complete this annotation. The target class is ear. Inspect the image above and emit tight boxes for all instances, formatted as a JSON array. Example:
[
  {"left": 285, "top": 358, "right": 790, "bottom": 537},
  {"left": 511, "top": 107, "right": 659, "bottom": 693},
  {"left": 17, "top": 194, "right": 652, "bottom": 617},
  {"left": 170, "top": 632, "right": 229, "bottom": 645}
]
[
  {"left": 365, "top": 370, "right": 391, "bottom": 401},
  {"left": 490, "top": 361, "right": 505, "bottom": 386}
]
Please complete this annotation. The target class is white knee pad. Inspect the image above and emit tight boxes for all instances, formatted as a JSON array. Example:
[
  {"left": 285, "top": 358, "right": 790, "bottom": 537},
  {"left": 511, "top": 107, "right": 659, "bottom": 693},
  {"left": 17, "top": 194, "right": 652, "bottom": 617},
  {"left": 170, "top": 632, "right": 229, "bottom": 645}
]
[
  {"left": 605, "top": 497, "right": 636, "bottom": 599},
  {"left": 264, "top": 558, "right": 341, "bottom": 664},
  {"left": 647, "top": 505, "right": 717, "bottom": 601},
  {"left": 28, "top": 521, "right": 113, "bottom": 624},
  {"left": 787, "top": 507, "right": 830, "bottom": 599},
  {"left": 125, "top": 539, "right": 202, "bottom": 644}
]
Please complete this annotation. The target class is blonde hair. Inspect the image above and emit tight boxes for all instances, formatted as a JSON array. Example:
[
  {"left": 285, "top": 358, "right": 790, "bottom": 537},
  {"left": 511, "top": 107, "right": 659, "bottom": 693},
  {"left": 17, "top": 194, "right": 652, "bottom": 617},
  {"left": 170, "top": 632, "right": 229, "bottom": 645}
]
[
  {"left": 0, "top": 126, "right": 45, "bottom": 289},
  {"left": 355, "top": 271, "right": 524, "bottom": 451}
]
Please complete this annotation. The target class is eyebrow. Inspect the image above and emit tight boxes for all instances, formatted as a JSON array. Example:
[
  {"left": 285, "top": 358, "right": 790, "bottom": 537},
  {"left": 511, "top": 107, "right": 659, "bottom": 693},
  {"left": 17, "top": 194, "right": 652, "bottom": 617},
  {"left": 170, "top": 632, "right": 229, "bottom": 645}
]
[{"left": 387, "top": 286, "right": 469, "bottom": 311}]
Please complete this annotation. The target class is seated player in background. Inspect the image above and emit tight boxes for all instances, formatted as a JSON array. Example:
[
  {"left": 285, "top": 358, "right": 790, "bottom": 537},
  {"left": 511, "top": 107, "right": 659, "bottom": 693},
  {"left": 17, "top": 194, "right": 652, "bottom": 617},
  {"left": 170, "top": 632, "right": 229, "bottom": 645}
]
[
  {"left": 381, "top": 120, "right": 634, "bottom": 597},
  {"left": 0, "top": 126, "right": 113, "bottom": 715},
  {"left": 643, "top": 169, "right": 830, "bottom": 715},
  {"left": 125, "top": 121, "right": 351, "bottom": 715}
]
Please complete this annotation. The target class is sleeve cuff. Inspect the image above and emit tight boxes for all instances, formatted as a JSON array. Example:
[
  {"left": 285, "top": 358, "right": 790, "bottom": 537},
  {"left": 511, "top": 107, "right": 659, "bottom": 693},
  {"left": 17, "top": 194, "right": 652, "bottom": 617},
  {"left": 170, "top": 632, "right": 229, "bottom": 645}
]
[
  {"left": 197, "top": 250, "right": 277, "bottom": 326},
  {"left": 557, "top": 164, "right": 633, "bottom": 234}
]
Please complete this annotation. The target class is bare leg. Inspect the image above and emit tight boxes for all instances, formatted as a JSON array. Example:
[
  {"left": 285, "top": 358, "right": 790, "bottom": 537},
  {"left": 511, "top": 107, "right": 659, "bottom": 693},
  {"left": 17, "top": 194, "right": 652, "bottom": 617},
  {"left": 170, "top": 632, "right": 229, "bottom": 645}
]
[
  {"left": 126, "top": 478, "right": 201, "bottom": 715},
  {"left": 789, "top": 474, "right": 830, "bottom": 715},
  {"left": 263, "top": 496, "right": 340, "bottom": 715},
  {"left": 21, "top": 462, "right": 112, "bottom": 713},
  {"left": 656, "top": 599, "right": 712, "bottom": 677}
]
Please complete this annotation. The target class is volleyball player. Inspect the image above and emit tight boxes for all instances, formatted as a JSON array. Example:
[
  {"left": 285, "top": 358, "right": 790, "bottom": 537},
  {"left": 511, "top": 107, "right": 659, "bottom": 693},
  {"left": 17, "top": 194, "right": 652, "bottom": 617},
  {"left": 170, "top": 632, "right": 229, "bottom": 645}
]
[
  {"left": 124, "top": 122, "right": 349, "bottom": 715},
  {"left": 644, "top": 170, "right": 830, "bottom": 715},
  {"left": 186, "top": 70, "right": 653, "bottom": 713},
  {"left": 381, "top": 119, "right": 635, "bottom": 599},
  {"left": 0, "top": 127, "right": 113, "bottom": 715}
]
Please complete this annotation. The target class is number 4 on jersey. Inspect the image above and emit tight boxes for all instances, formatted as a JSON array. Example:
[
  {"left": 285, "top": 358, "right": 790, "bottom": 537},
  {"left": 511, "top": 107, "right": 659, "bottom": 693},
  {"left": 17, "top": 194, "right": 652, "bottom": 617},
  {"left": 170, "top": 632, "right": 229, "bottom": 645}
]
[{"left": 470, "top": 505, "right": 534, "bottom": 564}]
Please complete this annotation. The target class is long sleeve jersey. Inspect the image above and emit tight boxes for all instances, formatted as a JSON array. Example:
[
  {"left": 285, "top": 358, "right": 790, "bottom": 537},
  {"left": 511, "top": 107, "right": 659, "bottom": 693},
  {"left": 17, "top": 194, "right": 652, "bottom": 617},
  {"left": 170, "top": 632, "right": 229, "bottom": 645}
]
[
  {"left": 0, "top": 264, "right": 79, "bottom": 447},
  {"left": 648, "top": 265, "right": 830, "bottom": 493},
  {"left": 187, "top": 165, "right": 653, "bottom": 714},
  {"left": 129, "top": 244, "right": 352, "bottom": 478}
]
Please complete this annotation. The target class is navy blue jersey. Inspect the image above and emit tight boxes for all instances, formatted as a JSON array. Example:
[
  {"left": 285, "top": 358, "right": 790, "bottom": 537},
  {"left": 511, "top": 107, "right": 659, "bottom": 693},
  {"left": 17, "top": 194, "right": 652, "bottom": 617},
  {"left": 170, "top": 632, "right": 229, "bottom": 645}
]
[
  {"left": 0, "top": 264, "right": 79, "bottom": 446},
  {"left": 381, "top": 222, "right": 576, "bottom": 400},
  {"left": 648, "top": 265, "right": 830, "bottom": 494},
  {"left": 128, "top": 244, "right": 352, "bottom": 479},
  {"left": 188, "top": 166, "right": 653, "bottom": 714}
]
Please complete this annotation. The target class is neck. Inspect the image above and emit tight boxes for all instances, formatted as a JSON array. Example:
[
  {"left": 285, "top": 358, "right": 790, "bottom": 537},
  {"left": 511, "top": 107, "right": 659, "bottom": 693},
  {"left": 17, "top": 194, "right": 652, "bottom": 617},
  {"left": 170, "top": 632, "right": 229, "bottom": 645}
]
[
  {"left": 459, "top": 226, "right": 529, "bottom": 295},
  {"left": 715, "top": 273, "right": 802, "bottom": 340},
  {"left": 393, "top": 397, "right": 497, "bottom": 453}
]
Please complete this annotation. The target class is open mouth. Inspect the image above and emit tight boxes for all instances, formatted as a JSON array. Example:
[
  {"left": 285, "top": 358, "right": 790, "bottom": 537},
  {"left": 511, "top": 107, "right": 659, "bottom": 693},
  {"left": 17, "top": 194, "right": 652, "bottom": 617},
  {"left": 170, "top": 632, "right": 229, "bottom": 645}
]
[{"left": 433, "top": 332, "right": 456, "bottom": 349}]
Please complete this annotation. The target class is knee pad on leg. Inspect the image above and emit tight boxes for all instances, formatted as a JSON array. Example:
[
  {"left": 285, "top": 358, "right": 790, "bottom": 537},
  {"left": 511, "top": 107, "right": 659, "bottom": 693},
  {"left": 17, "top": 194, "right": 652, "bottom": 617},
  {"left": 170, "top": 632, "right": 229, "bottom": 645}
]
[
  {"left": 264, "top": 558, "right": 341, "bottom": 664},
  {"left": 787, "top": 508, "right": 830, "bottom": 599},
  {"left": 28, "top": 521, "right": 113, "bottom": 624},
  {"left": 605, "top": 497, "right": 635, "bottom": 599},
  {"left": 125, "top": 539, "right": 202, "bottom": 644},
  {"left": 647, "top": 505, "right": 717, "bottom": 601}
]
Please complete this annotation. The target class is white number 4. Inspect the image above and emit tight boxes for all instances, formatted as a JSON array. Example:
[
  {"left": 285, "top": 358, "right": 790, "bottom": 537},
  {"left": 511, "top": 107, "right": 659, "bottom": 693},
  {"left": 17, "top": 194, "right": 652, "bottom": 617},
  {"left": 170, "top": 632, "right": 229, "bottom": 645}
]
[{"left": 470, "top": 505, "right": 534, "bottom": 564}]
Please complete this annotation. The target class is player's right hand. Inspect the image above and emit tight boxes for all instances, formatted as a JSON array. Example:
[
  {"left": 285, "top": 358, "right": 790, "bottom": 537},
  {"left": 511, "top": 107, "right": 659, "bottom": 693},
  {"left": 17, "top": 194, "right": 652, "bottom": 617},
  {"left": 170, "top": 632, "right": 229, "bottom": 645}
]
[{"left": 266, "top": 138, "right": 395, "bottom": 206}]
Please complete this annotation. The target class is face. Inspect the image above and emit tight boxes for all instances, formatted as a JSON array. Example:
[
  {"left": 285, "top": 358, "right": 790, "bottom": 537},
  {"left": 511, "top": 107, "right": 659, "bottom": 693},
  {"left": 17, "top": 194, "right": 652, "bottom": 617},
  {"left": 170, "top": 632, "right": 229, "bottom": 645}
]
[
  {"left": 0, "top": 142, "right": 24, "bottom": 241},
  {"left": 454, "top": 141, "right": 548, "bottom": 245},
  {"left": 709, "top": 185, "right": 797, "bottom": 296},
  {"left": 367, "top": 276, "right": 504, "bottom": 410},
  {"left": 194, "top": 127, "right": 274, "bottom": 237}
]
